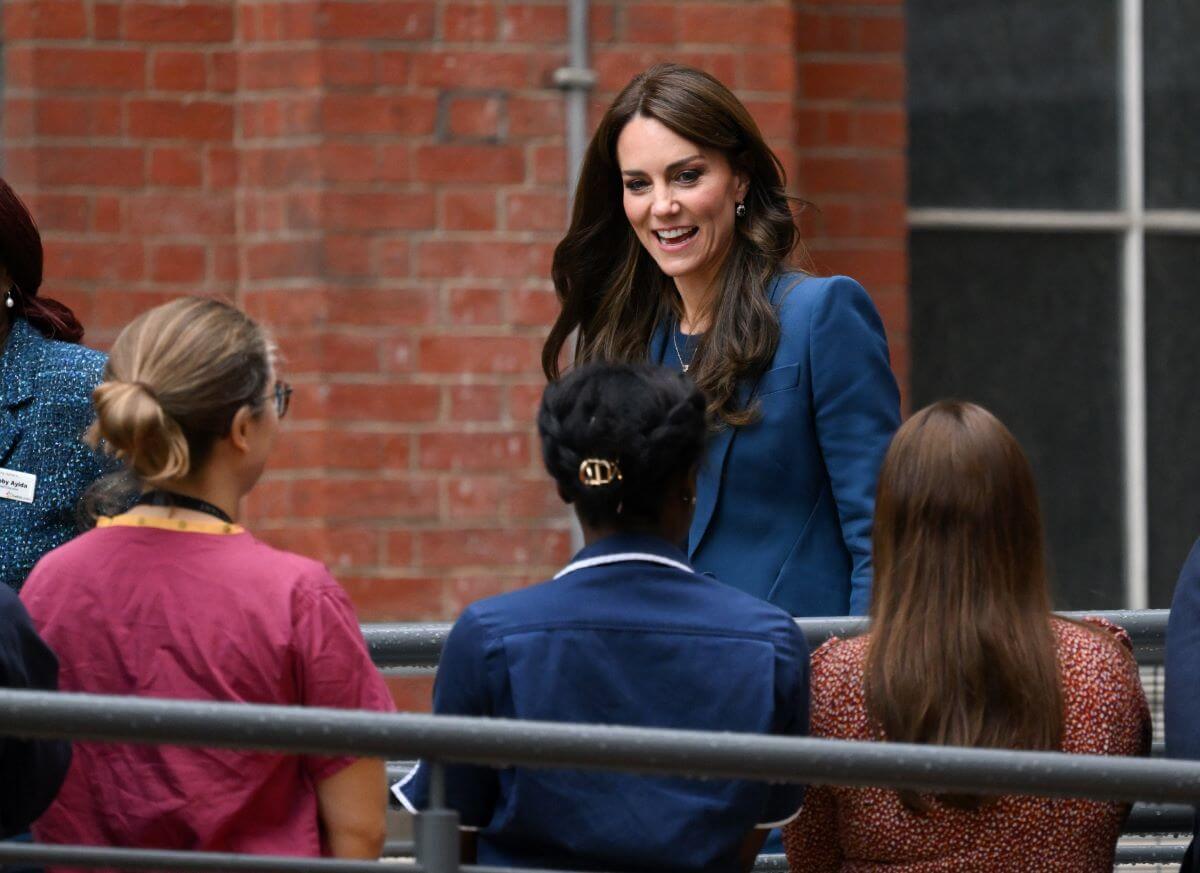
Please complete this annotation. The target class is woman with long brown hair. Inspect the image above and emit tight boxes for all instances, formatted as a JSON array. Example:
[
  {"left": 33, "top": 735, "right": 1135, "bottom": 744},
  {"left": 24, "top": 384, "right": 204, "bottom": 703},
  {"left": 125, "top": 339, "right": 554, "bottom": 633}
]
[
  {"left": 544, "top": 63, "right": 900, "bottom": 617},
  {"left": 782, "top": 401, "right": 1150, "bottom": 871}
]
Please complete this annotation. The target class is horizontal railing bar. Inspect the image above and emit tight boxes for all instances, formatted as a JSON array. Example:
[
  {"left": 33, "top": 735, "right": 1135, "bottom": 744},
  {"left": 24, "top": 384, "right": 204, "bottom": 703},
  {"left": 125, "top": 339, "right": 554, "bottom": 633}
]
[
  {"left": 382, "top": 840, "right": 415, "bottom": 857},
  {"left": 361, "top": 609, "right": 1168, "bottom": 668},
  {"left": 0, "top": 843, "right": 417, "bottom": 872},
  {"left": 1, "top": 838, "right": 1181, "bottom": 873},
  {"left": 0, "top": 844, "right": 600, "bottom": 873},
  {"left": 381, "top": 761, "right": 1186, "bottom": 835},
  {"left": 753, "top": 842, "right": 1192, "bottom": 872},
  {"left": 1113, "top": 843, "right": 1189, "bottom": 865},
  {"left": 1125, "top": 801, "right": 1193, "bottom": 833},
  {"left": 0, "top": 688, "right": 1197, "bottom": 805},
  {"left": 750, "top": 855, "right": 789, "bottom": 872}
]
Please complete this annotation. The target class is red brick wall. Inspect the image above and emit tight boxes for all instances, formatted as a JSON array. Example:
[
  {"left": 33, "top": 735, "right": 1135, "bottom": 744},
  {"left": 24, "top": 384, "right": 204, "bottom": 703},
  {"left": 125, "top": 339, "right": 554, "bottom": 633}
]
[
  {"left": 2, "top": 0, "right": 907, "bottom": 706},
  {"left": 793, "top": 0, "right": 908, "bottom": 400}
]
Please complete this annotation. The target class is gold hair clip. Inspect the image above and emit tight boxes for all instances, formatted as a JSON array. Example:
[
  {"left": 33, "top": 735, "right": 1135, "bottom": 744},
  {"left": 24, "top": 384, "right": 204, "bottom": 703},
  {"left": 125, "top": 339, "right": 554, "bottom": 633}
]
[{"left": 579, "top": 458, "right": 622, "bottom": 487}]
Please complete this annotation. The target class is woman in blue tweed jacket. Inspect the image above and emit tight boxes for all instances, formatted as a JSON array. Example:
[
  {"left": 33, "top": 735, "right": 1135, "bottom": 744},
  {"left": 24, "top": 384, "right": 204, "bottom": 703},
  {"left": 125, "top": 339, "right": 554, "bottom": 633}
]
[{"left": 0, "top": 178, "right": 109, "bottom": 592}]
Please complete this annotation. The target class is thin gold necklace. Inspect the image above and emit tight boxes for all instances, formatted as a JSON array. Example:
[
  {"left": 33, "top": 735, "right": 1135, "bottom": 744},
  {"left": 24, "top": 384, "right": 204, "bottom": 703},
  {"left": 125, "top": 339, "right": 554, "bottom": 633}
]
[{"left": 672, "top": 322, "right": 697, "bottom": 373}]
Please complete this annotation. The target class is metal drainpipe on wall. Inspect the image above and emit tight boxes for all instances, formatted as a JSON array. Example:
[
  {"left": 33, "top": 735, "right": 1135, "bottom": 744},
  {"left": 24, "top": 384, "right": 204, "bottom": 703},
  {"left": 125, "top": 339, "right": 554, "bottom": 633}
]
[{"left": 553, "top": 0, "right": 596, "bottom": 553}]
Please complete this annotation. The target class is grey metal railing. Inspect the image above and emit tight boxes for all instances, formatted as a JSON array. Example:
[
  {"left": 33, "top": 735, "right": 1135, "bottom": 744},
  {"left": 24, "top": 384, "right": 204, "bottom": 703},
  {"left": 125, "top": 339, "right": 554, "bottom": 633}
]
[
  {"left": 2, "top": 687, "right": 1195, "bottom": 804},
  {"left": 360, "top": 609, "right": 1169, "bottom": 668},
  {"left": 0, "top": 684, "right": 1194, "bottom": 871},
  {"left": 0, "top": 608, "right": 1183, "bottom": 870}
]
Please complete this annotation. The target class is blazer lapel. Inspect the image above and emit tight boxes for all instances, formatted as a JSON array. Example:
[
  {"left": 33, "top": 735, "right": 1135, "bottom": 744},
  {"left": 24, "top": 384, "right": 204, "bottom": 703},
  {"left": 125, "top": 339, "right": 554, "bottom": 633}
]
[
  {"left": 0, "top": 409, "right": 20, "bottom": 467},
  {"left": 0, "top": 319, "right": 38, "bottom": 466},
  {"left": 687, "top": 275, "right": 793, "bottom": 558},
  {"left": 689, "top": 377, "right": 761, "bottom": 558}
]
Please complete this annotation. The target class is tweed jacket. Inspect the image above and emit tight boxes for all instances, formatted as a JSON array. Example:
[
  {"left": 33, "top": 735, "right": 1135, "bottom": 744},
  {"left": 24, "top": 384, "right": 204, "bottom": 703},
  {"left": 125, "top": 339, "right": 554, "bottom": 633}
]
[{"left": 0, "top": 317, "right": 109, "bottom": 591}]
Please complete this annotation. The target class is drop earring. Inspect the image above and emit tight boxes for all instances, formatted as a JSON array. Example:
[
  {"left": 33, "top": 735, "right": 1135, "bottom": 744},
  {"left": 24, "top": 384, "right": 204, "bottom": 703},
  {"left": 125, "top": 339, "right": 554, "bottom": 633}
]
[
  {"left": 735, "top": 202, "right": 747, "bottom": 218},
  {"left": 4, "top": 288, "right": 13, "bottom": 309}
]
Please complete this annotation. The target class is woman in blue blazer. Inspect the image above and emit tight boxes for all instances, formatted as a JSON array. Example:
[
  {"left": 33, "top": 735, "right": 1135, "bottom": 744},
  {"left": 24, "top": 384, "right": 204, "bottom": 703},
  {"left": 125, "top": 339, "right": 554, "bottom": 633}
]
[
  {"left": 543, "top": 64, "right": 900, "bottom": 617},
  {"left": 0, "top": 178, "right": 109, "bottom": 592}
]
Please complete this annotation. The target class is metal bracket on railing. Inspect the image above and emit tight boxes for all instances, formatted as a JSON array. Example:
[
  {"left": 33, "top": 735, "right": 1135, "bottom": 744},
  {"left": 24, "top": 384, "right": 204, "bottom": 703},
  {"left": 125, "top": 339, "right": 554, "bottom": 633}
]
[
  {"left": 414, "top": 762, "right": 460, "bottom": 873},
  {"left": 551, "top": 66, "right": 598, "bottom": 91}
]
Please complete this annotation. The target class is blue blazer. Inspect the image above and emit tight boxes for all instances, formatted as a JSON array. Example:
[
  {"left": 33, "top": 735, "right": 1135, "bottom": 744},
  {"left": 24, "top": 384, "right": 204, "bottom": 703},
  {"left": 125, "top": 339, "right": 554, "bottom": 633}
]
[
  {"left": 1166, "top": 538, "right": 1200, "bottom": 872},
  {"left": 0, "top": 317, "right": 109, "bottom": 591},
  {"left": 652, "top": 273, "right": 900, "bottom": 617}
]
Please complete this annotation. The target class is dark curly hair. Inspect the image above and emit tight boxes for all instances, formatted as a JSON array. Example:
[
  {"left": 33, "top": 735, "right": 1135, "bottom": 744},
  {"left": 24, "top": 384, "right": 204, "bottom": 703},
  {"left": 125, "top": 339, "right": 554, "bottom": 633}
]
[{"left": 537, "top": 362, "right": 707, "bottom": 527}]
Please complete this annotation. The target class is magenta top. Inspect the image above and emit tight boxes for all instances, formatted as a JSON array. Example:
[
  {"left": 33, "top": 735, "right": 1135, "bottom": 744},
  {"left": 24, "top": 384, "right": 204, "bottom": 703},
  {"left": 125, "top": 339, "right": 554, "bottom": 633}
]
[{"left": 21, "top": 514, "right": 395, "bottom": 861}]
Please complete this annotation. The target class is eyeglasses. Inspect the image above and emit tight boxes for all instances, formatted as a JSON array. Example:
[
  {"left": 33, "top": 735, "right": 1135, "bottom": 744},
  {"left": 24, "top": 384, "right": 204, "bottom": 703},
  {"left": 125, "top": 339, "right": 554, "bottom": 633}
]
[{"left": 270, "top": 381, "right": 293, "bottom": 419}]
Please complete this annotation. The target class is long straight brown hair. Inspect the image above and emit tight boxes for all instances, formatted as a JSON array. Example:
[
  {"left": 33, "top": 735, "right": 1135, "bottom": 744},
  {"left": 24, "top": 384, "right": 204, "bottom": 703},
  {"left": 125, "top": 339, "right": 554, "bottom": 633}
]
[
  {"left": 543, "top": 64, "right": 808, "bottom": 427},
  {"left": 865, "top": 400, "right": 1062, "bottom": 811}
]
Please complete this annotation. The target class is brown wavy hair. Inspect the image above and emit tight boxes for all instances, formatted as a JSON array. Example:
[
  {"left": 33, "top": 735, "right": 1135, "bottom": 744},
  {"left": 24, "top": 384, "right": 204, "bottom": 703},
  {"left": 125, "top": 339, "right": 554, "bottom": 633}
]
[
  {"left": 542, "top": 63, "right": 809, "bottom": 427},
  {"left": 865, "top": 401, "right": 1063, "bottom": 811}
]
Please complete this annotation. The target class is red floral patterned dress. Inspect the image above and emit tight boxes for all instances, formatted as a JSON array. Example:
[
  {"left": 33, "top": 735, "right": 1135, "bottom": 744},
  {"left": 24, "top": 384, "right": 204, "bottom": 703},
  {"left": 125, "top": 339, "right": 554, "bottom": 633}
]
[{"left": 783, "top": 618, "right": 1151, "bottom": 872}]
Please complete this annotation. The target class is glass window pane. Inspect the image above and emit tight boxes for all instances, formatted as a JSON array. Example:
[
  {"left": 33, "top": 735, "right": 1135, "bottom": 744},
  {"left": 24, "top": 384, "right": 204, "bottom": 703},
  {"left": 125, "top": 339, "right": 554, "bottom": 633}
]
[
  {"left": 910, "top": 231, "right": 1123, "bottom": 608},
  {"left": 1145, "top": 1, "right": 1200, "bottom": 208},
  {"left": 1146, "top": 235, "right": 1200, "bottom": 606},
  {"left": 908, "top": 0, "right": 1119, "bottom": 209}
]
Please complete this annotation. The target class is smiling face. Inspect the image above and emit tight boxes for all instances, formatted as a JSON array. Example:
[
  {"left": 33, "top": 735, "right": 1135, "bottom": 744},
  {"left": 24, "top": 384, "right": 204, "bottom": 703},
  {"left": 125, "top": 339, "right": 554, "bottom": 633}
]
[{"left": 617, "top": 114, "right": 748, "bottom": 304}]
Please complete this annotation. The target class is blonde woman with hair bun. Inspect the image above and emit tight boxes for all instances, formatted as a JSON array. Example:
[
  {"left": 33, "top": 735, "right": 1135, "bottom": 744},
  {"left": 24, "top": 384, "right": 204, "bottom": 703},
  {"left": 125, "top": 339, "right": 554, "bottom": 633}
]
[{"left": 20, "top": 297, "right": 395, "bottom": 863}]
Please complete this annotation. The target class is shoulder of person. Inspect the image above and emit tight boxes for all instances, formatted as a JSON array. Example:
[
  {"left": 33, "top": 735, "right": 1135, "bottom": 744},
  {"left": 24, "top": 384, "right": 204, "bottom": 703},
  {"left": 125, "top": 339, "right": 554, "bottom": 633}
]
[
  {"left": 771, "top": 272, "right": 871, "bottom": 324},
  {"left": 810, "top": 634, "right": 868, "bottom": 683},
  {"left": 695, "top": 571, "right": 808, "bottom": 645},
  {"left": 31, "top": 335, "right": 107, "bottom": 401},
  {"left": 1051, "top": 615, "right": 1138, "bottom": 670},
  {"left": 22, "top": 525, "right": 107, "bottom": 575},
  {"left": 451, "top": 577, "right": 557, "bottom": 636},
  {"left": 0, "top": 580, "right": 26, "bottom": 623},
  {"left": 812, "top": 632, "right": 867, "bottom": 664},
  {"left": 1177, "top": 537, "right": 1200, "bottom": 589},
  {"left": 232, "top": 536, "right": 346, "bottom": 602}
]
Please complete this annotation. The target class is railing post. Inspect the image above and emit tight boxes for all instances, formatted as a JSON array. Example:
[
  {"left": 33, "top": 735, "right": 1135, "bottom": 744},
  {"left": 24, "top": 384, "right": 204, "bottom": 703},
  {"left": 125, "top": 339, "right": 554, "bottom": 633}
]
[{"left": 414, "top": 761, "right": 460, "bottom": 873}]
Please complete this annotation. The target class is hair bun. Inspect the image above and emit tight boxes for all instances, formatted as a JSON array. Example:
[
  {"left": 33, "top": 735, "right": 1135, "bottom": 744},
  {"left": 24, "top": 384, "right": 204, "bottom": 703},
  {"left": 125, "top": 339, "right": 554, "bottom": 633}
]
[
  {"left": 89, "top": 380, "right": 190, "bottom": 485},
  {"left": 131, "top": 381, "right": 159, "bottom": 402},
  {"left": 538, "top": 362, "right": 706, "bottom": 526}
]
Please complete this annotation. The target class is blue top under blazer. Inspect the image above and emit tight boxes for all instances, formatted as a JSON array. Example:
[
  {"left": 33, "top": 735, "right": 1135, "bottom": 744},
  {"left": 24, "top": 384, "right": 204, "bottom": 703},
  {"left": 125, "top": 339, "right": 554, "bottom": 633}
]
[
  {"left": 652, "top": 272, "right": 901, "bottom": 617},
  {"left": 0, "top": 317, "right": 109, "bottom": 591}
]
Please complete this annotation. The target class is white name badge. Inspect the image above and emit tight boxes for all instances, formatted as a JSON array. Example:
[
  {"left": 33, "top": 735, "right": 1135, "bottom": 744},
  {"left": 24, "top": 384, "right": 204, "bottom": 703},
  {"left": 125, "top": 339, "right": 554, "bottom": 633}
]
[{"left": 0, "top": 468, "right": 37, "bottom": 504}]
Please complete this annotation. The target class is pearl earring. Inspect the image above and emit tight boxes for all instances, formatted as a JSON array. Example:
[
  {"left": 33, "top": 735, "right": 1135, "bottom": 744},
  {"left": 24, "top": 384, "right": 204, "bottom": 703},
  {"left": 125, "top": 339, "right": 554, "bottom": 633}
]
[
  {"left": 4, "top": 289, "right": 12, "bottom": 309},
  {"left": 735, "top": 202, "right": 747, "bottom": 218}
]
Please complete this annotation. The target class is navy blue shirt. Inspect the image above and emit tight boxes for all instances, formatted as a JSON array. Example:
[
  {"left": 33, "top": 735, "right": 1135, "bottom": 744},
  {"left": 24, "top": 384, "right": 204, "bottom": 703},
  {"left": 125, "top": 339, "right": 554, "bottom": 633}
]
[
  {"left": 1166, "top": 537, "right": 1200, "bottom": 872},
  {"left": 396, "top": 534, "right": 810, "bottom": 873}
]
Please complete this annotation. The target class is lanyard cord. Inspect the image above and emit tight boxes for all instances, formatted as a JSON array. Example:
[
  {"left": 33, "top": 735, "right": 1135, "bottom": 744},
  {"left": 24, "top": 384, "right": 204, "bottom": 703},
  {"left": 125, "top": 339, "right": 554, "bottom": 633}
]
[{"left": 135, "top": 490, "right": 234, "bottom": 525}]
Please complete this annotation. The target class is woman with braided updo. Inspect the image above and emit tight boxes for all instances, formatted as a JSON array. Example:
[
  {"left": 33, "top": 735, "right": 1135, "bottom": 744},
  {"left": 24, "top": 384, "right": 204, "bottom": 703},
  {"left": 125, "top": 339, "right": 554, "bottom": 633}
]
[{"left": 396, "top": 362, "right": 811, "bottom": 873}]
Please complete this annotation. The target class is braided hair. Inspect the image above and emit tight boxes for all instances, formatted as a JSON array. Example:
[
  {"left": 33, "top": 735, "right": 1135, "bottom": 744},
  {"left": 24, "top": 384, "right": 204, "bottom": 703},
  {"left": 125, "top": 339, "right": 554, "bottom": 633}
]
[{"left": 538, "top": 362, "right": 707, "bottom": 527}]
